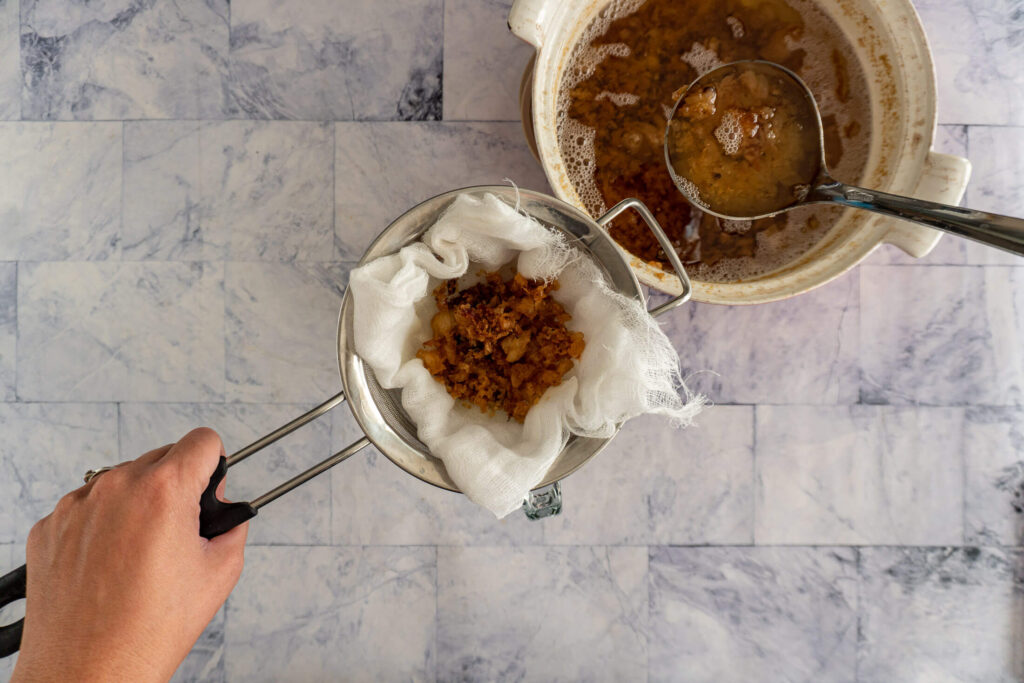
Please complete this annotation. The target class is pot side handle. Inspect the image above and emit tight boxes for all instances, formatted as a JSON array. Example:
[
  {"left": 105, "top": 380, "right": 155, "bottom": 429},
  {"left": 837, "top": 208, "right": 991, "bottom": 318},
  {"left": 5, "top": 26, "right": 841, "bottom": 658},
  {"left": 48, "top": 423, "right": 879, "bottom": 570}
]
[
  {"left": 882, "top": 150, "right": 972, "bottom": 258},
  {"left": 508, "top": 0, "right": 552, "bottom": 49}
]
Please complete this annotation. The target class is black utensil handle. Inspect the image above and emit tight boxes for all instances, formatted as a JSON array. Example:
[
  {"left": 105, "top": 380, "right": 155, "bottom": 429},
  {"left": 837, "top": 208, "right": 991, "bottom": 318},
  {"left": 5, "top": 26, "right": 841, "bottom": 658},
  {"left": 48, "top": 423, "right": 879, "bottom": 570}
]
[
  {"left": 0, "top": 564, "right": 26, "bottom": 658},
  {"left": 200, "top": 456, "right": 257, "bottom": 539},
  {"left": 0, "top": 457, "right": 255, "bottom": 659}
]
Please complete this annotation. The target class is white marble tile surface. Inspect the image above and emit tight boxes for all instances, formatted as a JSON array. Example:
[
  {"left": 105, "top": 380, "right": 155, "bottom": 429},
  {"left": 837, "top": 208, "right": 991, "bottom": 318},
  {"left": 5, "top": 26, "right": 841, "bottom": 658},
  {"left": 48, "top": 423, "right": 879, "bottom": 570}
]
[
  {"left": 0, "top": 0, "right": 1020, "bottom": 680},
  {"left": 0, "top": 0, "right": 18, "bottom": 120},
  {"left": 334, "top": 121, "right": 550, "bottom": 260},
  {"left": 443, "top": 0, "right": 534, "bottom": 121},
  {"left": 858, "top": 547, "right": 1024, "bottom": 682},
  {"left": 18, "top": 262, "right": 224, "bottom": 402},
  {"left": 914, "top": 0, "right": 1024, "bottom": 126},
  {"left": 330, "top": 409, "right": 542, "bottom": 546},
  {"left": 225, "top": 262, "right": 349, "bottom": 403},
  {"left": 861, "top": 265, "right": 1024, "bottom": 406},
  {"left": 0, "top": 403, "right": 117, "bottom": 543},
  {"left": 542, "top": 409, "right": 754, "bottom": 545},
  {"left": 962, "top": 126, "right": 1024, "bottom": 265},
  {"left": 649, "top": 546, "right": 858, "bottom": 683},
  {"left": 20, "top": 0, "right": 229, "bottom": 120},
  {"left": 0, "top": 123, "right": 121, "bottom": 260},
  {"left": 124, "top": 121, "right": 334, "bottom": 261},
  {"left": 225, "top": 546, "right": 436, "bottom": 682},
  {"left": 227, "top": 0, "right": 442, "bottom": 120},
  {"left": 0, "top": 264, "right": 14, "bottom": 401},
  {"left": 437, "top": 546, "right": 647, "bottom": 682},
  {"left": 663, "top": 271, "right": 859, "bottom": 405},
  {"left": 122, "top": 122, "right": 208, "bottom": 259},
  {"left": 964, "top": 407, "right": 1024, "bottom": 546},
  {"left": 756, "top": 406, "right": 964, "bottom": 545},
  {"left": 119, "top": 403, "right": 332, "bottom": 545}
]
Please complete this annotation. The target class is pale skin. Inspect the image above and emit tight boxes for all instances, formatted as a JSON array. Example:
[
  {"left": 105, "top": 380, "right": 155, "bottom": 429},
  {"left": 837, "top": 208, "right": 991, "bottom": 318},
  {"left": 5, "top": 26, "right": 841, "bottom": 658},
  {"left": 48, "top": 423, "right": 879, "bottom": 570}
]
[{"left": 11, "top": 427, "right": 248, "bottom": 683}]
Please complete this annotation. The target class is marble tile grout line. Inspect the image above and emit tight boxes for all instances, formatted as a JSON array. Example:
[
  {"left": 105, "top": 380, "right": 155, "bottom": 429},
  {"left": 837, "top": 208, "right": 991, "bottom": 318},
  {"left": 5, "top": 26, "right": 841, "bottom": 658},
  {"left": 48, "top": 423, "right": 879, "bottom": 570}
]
[
  {"left": 11, "top": 262, "right": 17, "bottom": 402},
  {"left": 853, "top": 546, "right": 862, "bottom": 683},
  {"left": 331, "top": 122, "right": 338, "bottom": 262},
  {"left": 222, "top": 259, "right": 228, "bottom": 407},
  {"left": 4, "top": 118, "right": 527, "bottom": 124},
  {"left": 964, "top": 124, "right": 972, "bottom": 207},
  {"left": 433, "top": 544, "right": 439, "bottom": 683},
  {"left": 751, "top": 404, "right": 758, "bottom": 545},
  {"left": 644, "top": 544, "right": 651, "bottom": 683},
  {"left": 17, "top": 0, "right": 21, "bottom": 122},
  {"left": 441, "top": 0, "right": 446, "bottom": 124},
  {"left": 226, "top": 542, "right": 1024, "bottom": 550},
  {"left": 120, "top": 121, "right": 126, "bottom": 258},
  {"left": 961, "top": 405, "right": 968, "bottom": 546}
]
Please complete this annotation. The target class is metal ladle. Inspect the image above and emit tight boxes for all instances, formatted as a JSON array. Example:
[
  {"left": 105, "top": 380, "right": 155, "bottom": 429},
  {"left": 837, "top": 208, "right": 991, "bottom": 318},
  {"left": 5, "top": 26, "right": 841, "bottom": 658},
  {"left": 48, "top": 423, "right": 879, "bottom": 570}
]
[{"left": 664, "top": 60, "right": 1024, "bottom": 257}]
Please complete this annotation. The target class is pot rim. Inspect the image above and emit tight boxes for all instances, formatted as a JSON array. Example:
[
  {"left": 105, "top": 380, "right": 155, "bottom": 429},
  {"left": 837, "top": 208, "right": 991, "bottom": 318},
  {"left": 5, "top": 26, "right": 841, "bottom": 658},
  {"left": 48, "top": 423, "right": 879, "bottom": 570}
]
[{"left": 512, "top": 0, "right": 962, "bottom": 304}]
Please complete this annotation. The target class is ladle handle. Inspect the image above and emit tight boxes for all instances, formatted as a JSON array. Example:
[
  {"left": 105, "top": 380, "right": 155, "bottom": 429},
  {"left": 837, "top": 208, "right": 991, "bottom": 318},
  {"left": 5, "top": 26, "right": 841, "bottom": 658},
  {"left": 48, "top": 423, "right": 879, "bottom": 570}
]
[{"left": 810, "top": 180, "right": 1024, "bottom": 258}]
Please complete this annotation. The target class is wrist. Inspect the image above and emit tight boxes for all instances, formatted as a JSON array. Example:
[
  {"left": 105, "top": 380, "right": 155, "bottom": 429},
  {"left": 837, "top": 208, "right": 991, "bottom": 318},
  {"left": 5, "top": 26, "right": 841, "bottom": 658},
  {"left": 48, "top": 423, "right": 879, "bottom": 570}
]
[{"left": 12, "top": 638, "right": 172, "bottom": 683}]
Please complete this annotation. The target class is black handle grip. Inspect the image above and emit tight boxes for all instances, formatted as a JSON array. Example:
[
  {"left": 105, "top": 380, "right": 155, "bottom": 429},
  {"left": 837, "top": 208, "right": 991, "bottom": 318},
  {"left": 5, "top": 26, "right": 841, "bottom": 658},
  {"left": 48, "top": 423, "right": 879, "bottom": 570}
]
[
  {"left": 0, "top": 564, "right": 26, "bottom": 658},
  {"left": 199, "top": 456, "right": 257, "bottom": 539},
  {"left": 0, "top": 457, "right": 256, "bottom": 660}
]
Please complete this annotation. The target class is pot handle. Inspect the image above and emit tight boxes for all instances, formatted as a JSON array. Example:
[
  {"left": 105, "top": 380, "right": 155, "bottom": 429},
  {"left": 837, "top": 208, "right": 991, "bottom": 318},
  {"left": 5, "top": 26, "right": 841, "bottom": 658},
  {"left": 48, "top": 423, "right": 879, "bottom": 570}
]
[
  {"left": 508, "top": 0, "right": 552, "bottom": 49},
  {"left": 883, "top": 150, "right": 972, "bottom": 258},
  {"left": 597, "top": 198, "right": 692, "bottom": 316}
]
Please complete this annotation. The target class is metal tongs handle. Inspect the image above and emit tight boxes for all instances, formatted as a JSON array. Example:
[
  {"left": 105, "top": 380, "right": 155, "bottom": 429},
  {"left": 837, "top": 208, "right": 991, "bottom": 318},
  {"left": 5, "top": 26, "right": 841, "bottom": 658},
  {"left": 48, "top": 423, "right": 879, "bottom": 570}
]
[
  {"left": 0, "top": 391, "right": 369, "bottom": 659},
  {"left": 597, "top": 198, "right": 692, "bottom": 317}
]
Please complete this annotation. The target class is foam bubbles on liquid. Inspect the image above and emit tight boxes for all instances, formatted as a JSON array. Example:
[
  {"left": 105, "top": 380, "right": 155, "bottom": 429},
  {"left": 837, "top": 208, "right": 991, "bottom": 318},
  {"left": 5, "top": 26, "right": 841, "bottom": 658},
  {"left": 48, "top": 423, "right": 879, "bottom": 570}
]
[
  {"left": 721, "top": 219, "right": 753, "bottom": 234},
  {"left": 557, "top": 0, "right": 872, "bottom": 283},
  {"left": 558, "top": 114, "right": 607, "bottom": 216},
  {"left": 596, "top": 91, "right": 641, "bottom": 106},
  {"left": 726, "top": 16, "right": 745, "bottom": 38},
  {"left": 713, "top": 110, "right": 744, "bottom": 156},
  {"left": 668, "top": 162, "right": 706, "bottom": 208},
  {"left": 680, "top": 41, "right": 723, "bottom": 76},
  {"left": 555, "top": 0, "right": 646, "bottom": 219}
]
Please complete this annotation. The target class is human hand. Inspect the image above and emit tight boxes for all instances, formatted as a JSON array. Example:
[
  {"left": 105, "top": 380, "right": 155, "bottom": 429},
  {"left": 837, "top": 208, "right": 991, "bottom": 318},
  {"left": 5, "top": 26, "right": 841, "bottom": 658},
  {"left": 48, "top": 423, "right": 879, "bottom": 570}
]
[{"left": 11, "top": 428, "right": 248, "bottom": 683}]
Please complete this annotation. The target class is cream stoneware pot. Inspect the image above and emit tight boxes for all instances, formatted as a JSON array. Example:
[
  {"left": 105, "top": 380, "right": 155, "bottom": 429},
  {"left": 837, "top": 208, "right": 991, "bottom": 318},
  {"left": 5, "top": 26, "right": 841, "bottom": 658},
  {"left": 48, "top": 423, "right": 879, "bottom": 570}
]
[{"left": 508, "top": 0, "right": 972, "bottom": 304}]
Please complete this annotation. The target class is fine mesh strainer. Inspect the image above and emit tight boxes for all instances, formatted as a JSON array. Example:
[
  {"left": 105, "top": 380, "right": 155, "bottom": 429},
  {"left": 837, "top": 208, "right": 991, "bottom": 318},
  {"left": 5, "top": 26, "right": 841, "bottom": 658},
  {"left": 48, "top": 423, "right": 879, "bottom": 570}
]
[
  {"left": 0, "top": 186, "right": 690, "bottom": 658},
  {"left": 210, "top": 185, "right": 692, "bottom": 532},
  {"left": 201, "top": 186, "right": 690, "bottom": 534}
]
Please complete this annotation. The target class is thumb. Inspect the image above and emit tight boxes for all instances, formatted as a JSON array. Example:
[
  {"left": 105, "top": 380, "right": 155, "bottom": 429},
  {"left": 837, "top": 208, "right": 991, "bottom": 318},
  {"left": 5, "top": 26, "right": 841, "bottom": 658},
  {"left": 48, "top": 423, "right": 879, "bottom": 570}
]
[{"left": 204, "top": 519, "right": 248, "bottom": 584}]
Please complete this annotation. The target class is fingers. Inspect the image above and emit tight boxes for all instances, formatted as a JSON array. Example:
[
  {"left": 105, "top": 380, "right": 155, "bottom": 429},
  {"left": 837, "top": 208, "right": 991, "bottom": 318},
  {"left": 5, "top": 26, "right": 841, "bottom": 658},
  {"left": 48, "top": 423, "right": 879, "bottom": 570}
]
[
  {"left": 158, "top": 427, "right": 226, "bottom": 496},
  {"left": 135, "top": 443, "right": 174, "bottom": 467}
]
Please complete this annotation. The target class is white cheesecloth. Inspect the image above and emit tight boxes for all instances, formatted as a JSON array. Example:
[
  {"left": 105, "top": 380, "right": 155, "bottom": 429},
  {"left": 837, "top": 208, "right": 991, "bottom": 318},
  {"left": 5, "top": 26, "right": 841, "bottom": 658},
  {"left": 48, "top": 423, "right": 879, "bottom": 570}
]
[{"left": 349, "top": 192, "right": 704, "bottom": 517}]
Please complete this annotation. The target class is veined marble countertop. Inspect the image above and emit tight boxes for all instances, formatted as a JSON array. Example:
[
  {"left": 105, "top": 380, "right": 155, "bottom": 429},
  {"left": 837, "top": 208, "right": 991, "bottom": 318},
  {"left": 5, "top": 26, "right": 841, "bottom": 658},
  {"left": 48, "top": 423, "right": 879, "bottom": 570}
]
[{"left": 0, "top": 0, "right": 1022, "bottom": 681}]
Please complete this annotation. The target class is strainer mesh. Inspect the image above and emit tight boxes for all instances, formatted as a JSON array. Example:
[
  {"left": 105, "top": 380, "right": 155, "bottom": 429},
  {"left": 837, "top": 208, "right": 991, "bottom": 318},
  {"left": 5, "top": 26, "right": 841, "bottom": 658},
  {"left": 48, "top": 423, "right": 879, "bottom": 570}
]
[
  {"left": 356, "top": 222, "right": 612, "bottom": 460},
  {"left": 364, "top": 366, "right": 430, "bottom": 452}
]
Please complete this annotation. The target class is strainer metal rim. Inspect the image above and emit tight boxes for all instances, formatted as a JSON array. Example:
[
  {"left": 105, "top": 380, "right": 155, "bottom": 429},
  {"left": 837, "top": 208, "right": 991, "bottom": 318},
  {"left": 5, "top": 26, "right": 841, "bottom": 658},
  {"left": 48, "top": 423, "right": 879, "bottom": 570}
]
[{"left": 336, "top": 185, "right": 646, "bottom": 493}]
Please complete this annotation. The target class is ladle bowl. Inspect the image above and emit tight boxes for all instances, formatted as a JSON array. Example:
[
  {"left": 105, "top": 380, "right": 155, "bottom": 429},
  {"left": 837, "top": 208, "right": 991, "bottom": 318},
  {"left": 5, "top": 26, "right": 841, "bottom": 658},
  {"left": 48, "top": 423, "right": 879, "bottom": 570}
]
[{"left": 665, "top": 60, "right": 1024, "bottom": 257}]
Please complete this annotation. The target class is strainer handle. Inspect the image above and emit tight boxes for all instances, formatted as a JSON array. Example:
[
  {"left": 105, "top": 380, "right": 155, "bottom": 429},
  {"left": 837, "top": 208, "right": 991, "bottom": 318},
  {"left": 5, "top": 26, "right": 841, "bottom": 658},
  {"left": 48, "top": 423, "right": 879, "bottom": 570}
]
[
  {"left": 199, "top": 391, "right": 370, "bottom": 538},
  {"left": 597, "top": 199, "right": 692, "bottom": 317}
]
